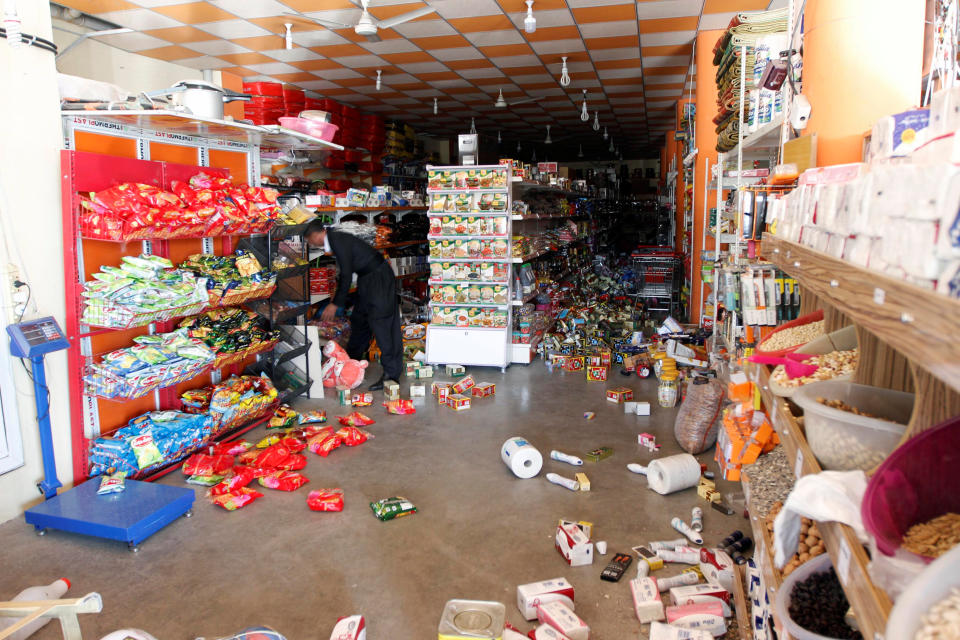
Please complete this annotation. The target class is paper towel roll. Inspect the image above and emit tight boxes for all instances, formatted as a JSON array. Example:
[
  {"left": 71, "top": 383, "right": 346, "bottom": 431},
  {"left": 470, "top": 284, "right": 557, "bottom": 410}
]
[
  {"left": 501, "top": 436, "right": 543, "bottom": 479},
  {"left": 646, "top": 454, "right": 701, "bottom": 495}
]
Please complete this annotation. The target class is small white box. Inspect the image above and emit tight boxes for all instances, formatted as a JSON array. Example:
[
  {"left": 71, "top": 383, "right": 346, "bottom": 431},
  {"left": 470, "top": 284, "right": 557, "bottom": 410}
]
[
  {"left": 630, "top": 577, "right": 665, "bottom": 623},
  {"left": 670, "top": 584, "right": 731, "bottom": 608},
  {"left": 665, "top": 602, "right": 726, "bottom": 637},
  {"left": 635, "top": 401, "right": 651, "bottom": 416},
  {"left": 624, "top": 401, "right": 637, "bottom": 414},
  {"left": 555, "top": 523, "right": 593, "bottom": 567},
  {"left": 649, "top": 621, "right": 712, "bottom": 640},
  {"left": 536, "top": 601, "right": 589, "bottom": 640},
  {"left": 532, "top": 626, "right": 571, "bottom": 640},
  {"left": 409, "top": 384, "right": 426, "bottom": 397},
  {"left": 517, "top": 578, "right": 575, "bottom": 621}
]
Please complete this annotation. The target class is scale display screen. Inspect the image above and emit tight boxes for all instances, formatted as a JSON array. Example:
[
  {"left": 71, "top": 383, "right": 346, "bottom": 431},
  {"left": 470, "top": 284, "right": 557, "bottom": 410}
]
[{"left": 7, "top": 317, "right": 70, "bottom": 358}]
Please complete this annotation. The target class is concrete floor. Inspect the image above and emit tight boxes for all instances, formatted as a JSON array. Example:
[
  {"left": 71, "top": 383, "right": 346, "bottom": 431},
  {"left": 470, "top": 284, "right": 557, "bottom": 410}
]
[{"left": 0, "top": 362, "right": 742, "bottom": 640}]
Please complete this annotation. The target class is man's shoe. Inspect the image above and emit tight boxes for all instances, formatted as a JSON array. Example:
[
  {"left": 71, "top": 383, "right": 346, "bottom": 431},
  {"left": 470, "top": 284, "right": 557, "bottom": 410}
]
[{"left": 368, "top": 377, "right": 384, "bottom": 391}]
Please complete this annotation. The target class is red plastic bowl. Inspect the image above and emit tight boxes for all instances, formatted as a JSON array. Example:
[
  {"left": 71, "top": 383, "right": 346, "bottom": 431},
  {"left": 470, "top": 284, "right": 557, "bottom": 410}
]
[{"left": 862, "top": 415, "right": 960, "bottom": 559}]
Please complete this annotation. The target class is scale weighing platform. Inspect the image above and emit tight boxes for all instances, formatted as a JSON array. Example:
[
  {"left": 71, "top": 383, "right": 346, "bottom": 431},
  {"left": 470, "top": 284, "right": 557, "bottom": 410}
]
[{"left": 8, "top": 317, "right": 194, "bottom": 551}]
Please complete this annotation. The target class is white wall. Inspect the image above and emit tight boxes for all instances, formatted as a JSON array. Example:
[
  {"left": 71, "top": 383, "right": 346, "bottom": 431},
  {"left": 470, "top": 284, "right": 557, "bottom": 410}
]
[
  {"left": 52, "top": 18, "right": 202, "bottom": 93},
  {"left": 0, "top": 3, "right": 73, "bottom": 523}
]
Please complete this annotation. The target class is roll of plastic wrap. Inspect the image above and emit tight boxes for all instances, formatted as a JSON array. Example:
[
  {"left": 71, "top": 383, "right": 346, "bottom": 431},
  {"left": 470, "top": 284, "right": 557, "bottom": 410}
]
[
  {"left": 646, "top": 454, "right": 701, "bottom": 495},
  {"left": 501, "top": 436, "right": 543, "bottom": 479}
]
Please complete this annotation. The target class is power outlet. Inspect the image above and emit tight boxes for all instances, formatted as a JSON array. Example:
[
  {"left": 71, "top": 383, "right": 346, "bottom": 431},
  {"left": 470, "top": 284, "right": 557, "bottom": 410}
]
[{"left": 3, "top": 263, "right": 20, "bottom": 296}]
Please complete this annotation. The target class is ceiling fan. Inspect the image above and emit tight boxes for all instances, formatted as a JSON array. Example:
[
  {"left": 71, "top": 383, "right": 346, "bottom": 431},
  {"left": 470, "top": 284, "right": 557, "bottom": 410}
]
[
  {"left": 284, "top": 0, "right": 436, "bottom": 43},
  {"left": 494, "top": 89, "right": 542, "bottom": 108}
]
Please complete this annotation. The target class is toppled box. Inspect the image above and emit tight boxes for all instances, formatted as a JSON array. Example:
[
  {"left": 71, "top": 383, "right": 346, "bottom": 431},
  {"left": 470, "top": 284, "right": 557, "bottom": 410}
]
[
  {"left": 536, "top": 601, "right": 589, "bottom": 640},
  {"left": 517, "top": 578, "right": 575, "bottom": 621},
  {"left": 630, "top": 577, "right": 665, "bottom": 623},
  {"left": 606, "top": 387, "right": 633, "bottom": 403},
  {"left": 472, "top": 382, "right": 496, "bottom": 398},
  {"left": 555, "top": 522, "right": 593, "bottom": 567},
  {"left": 665, "top": 602, "right": 726, "bottom": 637}
]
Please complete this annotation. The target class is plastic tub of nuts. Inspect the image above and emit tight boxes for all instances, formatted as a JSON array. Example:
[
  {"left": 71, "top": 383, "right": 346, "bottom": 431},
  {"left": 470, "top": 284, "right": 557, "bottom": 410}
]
[
  {"left": 886, "top": 544, "right": 960, "bottom": 640},
  {"left": 776, "top": 554, "right": 862, "bottom": 640},
  {"left": 768, "top": 326, "right": 859, "bottom": 398},
  {"left": 794, "top": 380, "right": 913, "bottom": 471}
]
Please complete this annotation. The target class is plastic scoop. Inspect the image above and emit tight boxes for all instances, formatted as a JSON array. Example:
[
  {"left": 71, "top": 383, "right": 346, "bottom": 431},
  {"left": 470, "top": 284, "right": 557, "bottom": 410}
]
[{"left": 747, "top": 353, "right": 819, "bottom": 379}]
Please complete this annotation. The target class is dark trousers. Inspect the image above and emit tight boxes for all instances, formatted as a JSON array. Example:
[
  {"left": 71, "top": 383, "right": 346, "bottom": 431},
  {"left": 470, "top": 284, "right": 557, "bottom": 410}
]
[{"left": 345, "top": 262, "right": 403, "bottom": 380}]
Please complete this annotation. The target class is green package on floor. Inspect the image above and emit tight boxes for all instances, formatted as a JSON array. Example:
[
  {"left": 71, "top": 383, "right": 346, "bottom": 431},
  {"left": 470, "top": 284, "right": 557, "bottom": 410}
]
[
  {"left": 585, "top": 446, "right": 613, "bottom": 462},
  {"left": 370, "top": 496, "right": 417, "bottom": 521}
]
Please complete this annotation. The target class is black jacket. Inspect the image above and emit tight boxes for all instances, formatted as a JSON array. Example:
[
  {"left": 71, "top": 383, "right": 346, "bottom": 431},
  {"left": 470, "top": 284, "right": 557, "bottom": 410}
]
[{"left": 327, "top": 230, "right": 385, "bottom": 308}]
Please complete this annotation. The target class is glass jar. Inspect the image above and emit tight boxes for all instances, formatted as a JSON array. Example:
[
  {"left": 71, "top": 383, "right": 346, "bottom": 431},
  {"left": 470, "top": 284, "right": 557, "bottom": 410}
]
[{"left": 658, "top": 372, "right": 679, "bottom": 408}]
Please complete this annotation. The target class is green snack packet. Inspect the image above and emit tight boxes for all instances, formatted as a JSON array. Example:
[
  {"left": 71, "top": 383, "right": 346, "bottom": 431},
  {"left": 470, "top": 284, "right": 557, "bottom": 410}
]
[
  {"left": 370, "top": 496, "right": 417, "bottom": 521},
  {"left": 128, "top": 432, "right": 163, "bottom": 469},
  {"left": 186, "top": 474, "right": 225, "bottom": 486}
]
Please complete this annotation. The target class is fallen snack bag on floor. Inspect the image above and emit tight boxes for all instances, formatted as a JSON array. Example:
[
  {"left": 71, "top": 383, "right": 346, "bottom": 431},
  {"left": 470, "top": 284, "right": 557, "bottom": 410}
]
[
  {"left": 233, "top": 465, "right": 272, "bottom": 479},
  {"left": 308, "top": 432, "right": 343, "bottom": 457},
  {"left": 279, "top": 435, "right": 307, "bottom": 453},
  {"left": 209, "top": 467, "right": 256, "bottom": 496},
  {"left": 338, "top": 412, "right": 375, "bottom": 426},
  {"left": 256, "top": 434, "right": 281, "bottom": 449},
  {"left": 274, "top": 453, "right": 307, "bottom": 471},
  {"left": 258, "top": 470, "right": 310, "bottom": 491},
  {"left": 97, "top": 473, "right": 126, "bottom": 495},
  {"left": 186, "top": 474, "right": 225, "bottom": 486},
  {"left": 336, "top": 426, "right": 370, "bottom": 446},
  {"left": 211, "top": 486, "right": 263, "bottom": 511},
  {"left": 370, "top": 496, "right": 417, "bottom": 521},
  {"left": 383, "top": 399, "right": 416, "bottom": 414},
  {"left": 253, "top": 444, "right": 292, "bottom": 468},
  {"left": 236, "top": 449, "right": 260, "bottom": 465},
  {"left": 298, "top": 409, "right": 327, "bottom": 424},
  {"left": 269, "top": 404, "right": 299, "bottom": 429},
  {"left": 308, "top": 488, "right": 344, "bottom": 512},
  {"left": 129, "top": 433, "right": 163, "bottom": 469},
  {"left": 182, "top": 453, "right": 235, "bottom": 476},
  {"left": 210, "top": 440, "right": 252, "bottom": 456}
]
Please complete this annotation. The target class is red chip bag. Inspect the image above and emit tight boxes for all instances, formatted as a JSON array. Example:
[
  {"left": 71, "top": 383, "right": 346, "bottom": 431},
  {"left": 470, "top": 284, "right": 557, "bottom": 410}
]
[
  {"left": 308, "top": 488, "right": 344, "bottom": 512},
  {"left": 211, "top": 487, "right": 263, "bottom": 511},
  {"left": 235, "top": 449, "right": 260, "bottom": 465},
  {"left": 308, "top": 432, "right": 342, "bottom": 457},
  {"left": 233, "top": 465, "right": 273, "bottom": 479},
  {"left": 338, "top": 412, "right": 375, "bottom": 427},
  {"left": 336, "top": 426, "right": 369, "bottom": 447},
  {"left": 254, "top": 444, "right": 291, "bottom": 468},
  {"left": 275, "top": 453, "right": 307, "bottom": 471},
  {"left": 182, "top": 453, "right": 234, "bottom": 476},
  {"left": 210, "top": 440, "right": 252, "bottom": 456},
  {"left": 383, "top": 399, "right": 416, "bottom": 415},
  {"left": 279, "top": 436, "right": 307, "bottom": 453},
  {"left": 258, "top": 470, "right": 309, "bottom": 491},
  {"left": 209, "top": 467, "right": 255, "bottom": 496}
]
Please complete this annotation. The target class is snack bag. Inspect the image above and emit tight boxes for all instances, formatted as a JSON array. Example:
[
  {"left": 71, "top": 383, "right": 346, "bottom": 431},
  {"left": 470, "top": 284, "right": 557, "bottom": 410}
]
[
  {"left": 287, "top": 425, "right": 328, "bottom": 439},
  {"left": 336, "top": 426, "right": 370, "bottom": 447},
  {"left": 129, "top": 433, "right": 163, "bottom": 469},
  {"left": 279, "top": 435, "right": 307, "bottom": 453},
  {"left": 210, "top": 440, "right": 252, "bottom": 456},
  {"left": 182, "top": 453, "right": 234, "bottom": 476},
  {"left": 211, "top": 486, "right": 263, "bottom": 511},
  {"left": 370, "top": 496, "right": 417, "bottom": 521},
  {"left": 256, "top": 434, "right": 281, "bottom": 449},
  {"left": 338, "top": 412, "right": 375, "bottom": 427},
  {"left": 258, "top": 470, "right": 310, "bottom": 491},
  {"left": 236, "top": 449, "right": 260, "bottom": 465},
  {"left": 298, "top": 409, "right": 327, "bottom": 424},
  {"left": 97, "top": 473, "right": 126, "bottom": 495},
  {"left": 274, "top": 453, "right": 307, "bottom": 471},
  {"left": 308, "top": 432, "right": 343, "bottom": 457},
  {"left": 209, "top": 467, "right": 255, "bottom": 496},
  {"left": 383, "top": 399, "right": 416, "bottom": 415},
  {"left": 269, "top": 404, "right": 298, "bottom": 429},
  {"left": 253, "top": 444, "right": 292, "bottom": 468},
  {"left": 308, "top": 488, "right": 344, "bottom": 512},
  {"left": 233, "top": 465, "right": 272, "bottom": 479},
  {"left": 186, "top": 474, "right": 225, "bottom": 486}
]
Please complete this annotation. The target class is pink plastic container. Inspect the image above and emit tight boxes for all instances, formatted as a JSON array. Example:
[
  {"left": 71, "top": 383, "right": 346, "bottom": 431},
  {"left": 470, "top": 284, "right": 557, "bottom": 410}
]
[
  {"left": 861, "top": 415, "right": 960, "bottom": 559},
  {"left": 278, "top": 117, "right": 339, "bottom": 142}
]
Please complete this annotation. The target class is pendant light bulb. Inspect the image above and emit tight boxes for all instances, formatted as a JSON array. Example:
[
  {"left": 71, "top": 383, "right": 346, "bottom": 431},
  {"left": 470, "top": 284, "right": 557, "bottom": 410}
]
[
  {"left": 375, "top": 69, "right": 381, "bottom": 91},
  {"left": 559, "top": 56, "right": 571, "bottom": 87},
  {"left": 532, "top": 148, "right": 537, "bottom": 163},
  {"left": 517, "top": 140, "right": 521, "bottom": 153},
  {"left": 580, "top": 89, "right": 588, "bottom": 122},
  {"left": 524, "top": 0, "right": 536, "bottom": 34},
  {"left": 469, "top": 117, "right": 476, "bottom": 134},
  {"left": 603, "top": 126, "right": 608, "bottom": 140},
  {"left": 497, "top": 130, "right": 501, "bottom": 143},
  {"left": 609, "top": 137, "right": 614, "bottom": 153},
  {"left": 284, "top": 23, "right": 293, "bottom": 50},
  {"left": 433, "top": 97, "right": 438, "bottom": 115},
  {"left": 495, "top": 88, "right": 507, "bottom": 108},
  {"left": 577, "top": 144, "right": 583, "bottom": 158},
  {"left": 544, "top": 124, "right": 552, "bottom": 144},
  {"left": 592, "top": 111, "right": 599, "bottom": 131}
]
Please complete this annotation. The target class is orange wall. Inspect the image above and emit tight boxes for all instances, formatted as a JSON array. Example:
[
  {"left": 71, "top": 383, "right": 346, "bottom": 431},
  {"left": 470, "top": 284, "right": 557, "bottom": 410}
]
[
  {"left": 803, "top": 0, "right": 925, "bottom": 165},
  {"left": 690, "top": 29, "right": 725, "bottom": 325}
]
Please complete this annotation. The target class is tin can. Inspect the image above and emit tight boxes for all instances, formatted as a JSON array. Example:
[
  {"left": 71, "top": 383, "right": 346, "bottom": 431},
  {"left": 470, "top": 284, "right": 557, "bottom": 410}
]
[{"left": 438, "top": 599, "right": 505, "bottom": 640}]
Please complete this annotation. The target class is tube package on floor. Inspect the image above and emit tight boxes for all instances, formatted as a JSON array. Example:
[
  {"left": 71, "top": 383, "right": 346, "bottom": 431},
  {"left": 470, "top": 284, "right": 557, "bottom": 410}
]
[
  {"left": 546, "top": 472, "right": 580, "bottom": 491},
  {"left": 501, "top": 436, "right": 543, "bottom": 479},
  {"left": 551, "top": 450, "right": 584, "bottom": 466},
  {"left": 671, "top": 517, "right": 704, "bottom": 545}
]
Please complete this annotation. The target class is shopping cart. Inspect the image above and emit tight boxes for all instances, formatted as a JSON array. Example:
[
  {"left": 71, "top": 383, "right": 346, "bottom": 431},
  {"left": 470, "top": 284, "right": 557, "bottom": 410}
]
[{"left": 629, "top": 246, "right": 683, "bottom": 317}]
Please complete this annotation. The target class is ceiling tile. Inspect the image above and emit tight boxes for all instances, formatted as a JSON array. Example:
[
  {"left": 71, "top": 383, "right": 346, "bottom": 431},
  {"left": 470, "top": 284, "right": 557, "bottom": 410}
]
[
  {"left": 644, "top": 74, "right": 686, "bottom": 84},
  {"left": 56, "top": 0, "right": 136, "bottom": 10},
  {"left": 95, "top": 8, "right": 183, "bottom": 30},
  {"left": 445, "top": 58, "right": 495, "bottom": 69},
  {"left": 381, "top": 72, "right": 419, "bottom": 84},
  {"left": 642, "top": 54, "right": 690, "bottom": 67},
  {"left": 183, "top": 40, "right": 253, "bottom": 55},
  {"left": 637, "top": 16, "right": 699, "bottom": 34},
  {"left": 365, "top": 1, "right": 430, "bottom": 20},
  {"left": 523, "top": 25, "right": 580, "bottom": 42},
  {"left": 420, "top": 71, "right": 461, "bottom": 81},
  {"left": 697, "top": 11, "right": 739, "bottom": 29},
  {"left": 290, "top": 59, "right": 344, "bottom": 71},
  {"left": 152, "top": 2, "right": 238, "bottom": 23},
  {"left": 243, "top": 61, "right": 300, "bottom": 74},
  {"left": 703, "top": 0, "right": 768, "bottom": 12},
  {"left": 643, "top": 65, "right": 688, "bottom": 76},
  {"left": 510, "top": 73, "right": 554, "bottom": 84},
  {"left": 641, "top": 43, "right": 693, "bottom": 57},
  {"left": 507, "top": 8, "right": 573, "bottom": 29},
  {"left": 585, "top": 35, "right": 640, "bottom": 49},
  {"left": 317, "top": 67, "right": 365, "bottom": 80},
  {"left": 138, "top": 44, "right": 202, "bottom": 60},
  {"left": 217, "top": 66, "right": 257, "bottom": 77},
  {"left": 639, "top": 30, "right": 697, "bottom": 46},
  {"left": 259, "top": 47, "right": 320, "bottom": 61},
  {"left": 462, "top": 30, "right": 526, "bottom": 47},
  {"left": 217, "top": 51, "right": 277, "bottom": 65},
  {"left": 207, "top": 0, "right": 291, "bottom": 18},
  {"left": 458, "top": 67, "right": 506, "bottom": 78},
  {"left": 313, "top": 43, "right": 371, "bottom": 57},
  {"left": 91, "top": 30, "right": 170, "bottom": 51},
  {"left": 381, "top": 51, "right": 436, "bottom": 63},
  {"left": 429, "top": 79, "right": 473, "bottom": 88},
  {"left": 434, "top": 0, "right": 504, "bottom": 19},
  {"left": 287, "top": 29, "right": 352, "bottom": 47},
  {"left": 578, "top": 20, "right": 638, "bottom": 38},
  {"left": 329, "top": 54, "right": 389, "bottom": 67},
  {"left": 605, "top": 84, "right": 644, "bottom": 93},
  {"left": 194, "top": 19, "right": 273, "bottom": 39},
  {"left": 393, "top": 19, "right": 457, "bottom": 38},
  {"left": 529, "top": 39, "right": 585, "bottom": 55},
  {"left": 175, "top": 54, "right": 234, "bottom": 69},
  {"left": 479, "top": 43, "right": 534, "bottom": 57},
  {"left": 436, "top": 46, "right": 487, "bottom": 60},
  {"left": 142, "top": 25, "right": 218, "bottom": 42},
  {"left": 597, "top": 67, "right": 644, "bottom": 79},
  {"left": 297, "top": 8, "right": 361, "bottom": 26},
  {"left": 571, "top": 3, "right": 636, "bottom": 23},
  {"left": 635, "top": 0, "right": 704, "bottom": 20},
  {"left": 358, "top": 38, "right": 422, "bottom": 54},
  {"left": 227, "top": 35, "right": 286, "bottom": 51},
  {"left": 338, "top": 77, "right": 376, "bottom": 87},
  {"left": 271, "top": 71, "right": 321, "bottom": 83},
  {"left": 401, "top": 61, "right": 452, "bottom": 74},
  {"left": 590, "top": 48, "right": 640, "bottom": 61},
  {"left": 411, "top": 34, "right": 472, "bottom": 49},
  {"left": 490, "top": 54, "right": 542, "bottom": 68}
]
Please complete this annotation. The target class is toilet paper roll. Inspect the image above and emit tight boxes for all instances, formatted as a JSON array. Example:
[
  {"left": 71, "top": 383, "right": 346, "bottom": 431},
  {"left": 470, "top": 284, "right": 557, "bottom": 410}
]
[
  {"left": 646, "top": 454, "right": 701, "bottom": 495},
  {"left": 502, "top": 437, "right": 543, "bottom": 479}
]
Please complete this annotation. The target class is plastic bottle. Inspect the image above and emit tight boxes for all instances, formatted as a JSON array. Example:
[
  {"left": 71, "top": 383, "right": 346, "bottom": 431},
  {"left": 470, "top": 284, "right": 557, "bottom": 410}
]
[{"left": 0, "top": 579, "right": 70, "bottom": 640}]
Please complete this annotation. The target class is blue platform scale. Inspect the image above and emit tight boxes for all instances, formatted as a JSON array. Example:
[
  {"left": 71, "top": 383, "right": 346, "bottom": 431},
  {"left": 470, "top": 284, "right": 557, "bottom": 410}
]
[{"left": 8, "top": 317, "right": 194, "bottom": 552}]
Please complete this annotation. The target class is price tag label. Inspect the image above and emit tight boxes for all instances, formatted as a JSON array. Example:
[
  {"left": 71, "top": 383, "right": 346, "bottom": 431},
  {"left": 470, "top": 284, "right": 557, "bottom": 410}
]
[
  {"left": 795, "top": 449, "right": 804, "bottom": 479},
  {"left": 837, "top": 536, "right": 851, "bottom": 585}
]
